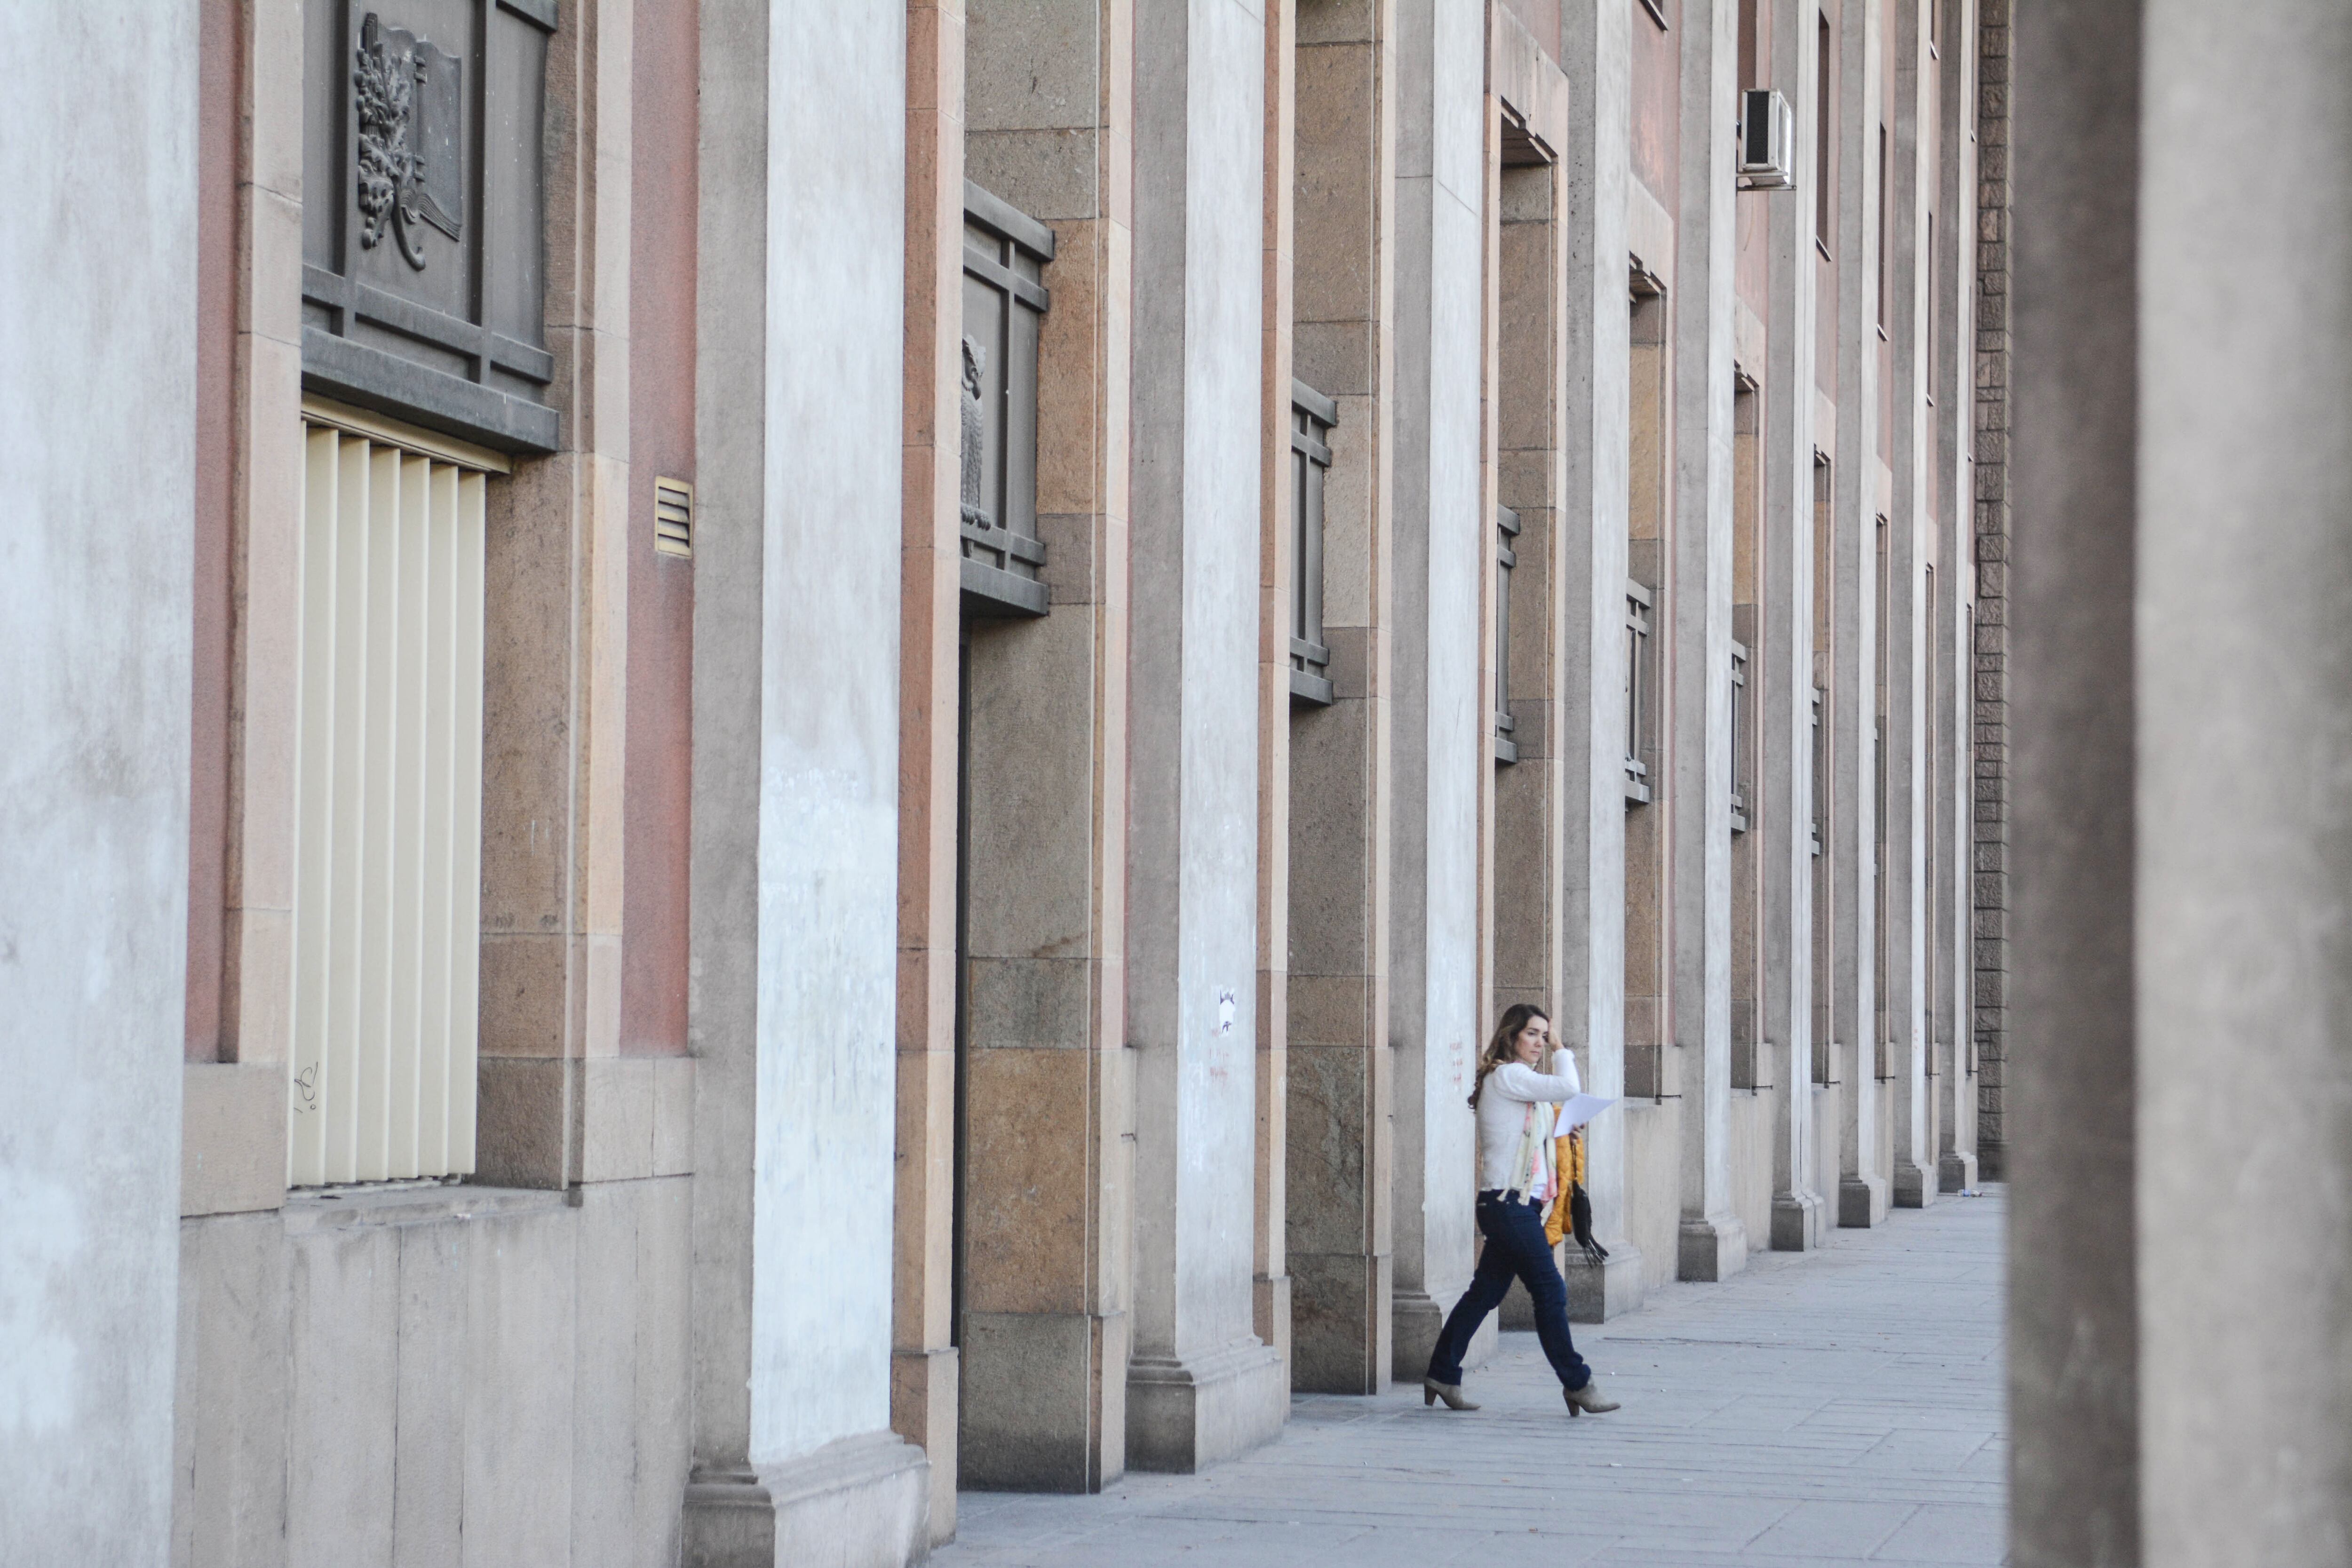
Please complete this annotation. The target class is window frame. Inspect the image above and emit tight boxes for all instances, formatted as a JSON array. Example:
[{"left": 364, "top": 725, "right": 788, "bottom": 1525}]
[
  {"left": 1288, "top": 380, "right": 1339, "bottom": 707},
  {"left": 960, "top": 182, "right": 1056, "bottom": 620},
  {"left": 1494, "top": 504, "right": 1521, "bottom": 762}
]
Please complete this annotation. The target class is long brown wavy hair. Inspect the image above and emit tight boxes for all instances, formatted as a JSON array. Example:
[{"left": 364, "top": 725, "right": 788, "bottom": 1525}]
[{"left": 1470, "top": 1003, "right": 1551, "bottom": 1107}]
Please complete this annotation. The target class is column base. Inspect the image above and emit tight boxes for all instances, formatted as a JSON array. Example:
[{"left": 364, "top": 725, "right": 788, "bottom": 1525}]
[
  {"left": 1391, "top": 1285, "right": 1495, "bottom": 1382},
  {"left": 681, "top": 1433, "right": 930, "bottom": 1568},
  {"left": 1893, "top": 1160, "right": 1940, "bottom": 1209},
  {"left": 1839, "top": 1173, "right": 1891, "bottom": 1227},
  {"left": 1125, "top": 1337, "right": 1287, "bottom": 1474},
  {"left": 1939, "top": 1150, "right": 1979, "bottom": 1193},
  {"left": 1563, "top": 1242, "right": 1644, "bottom": 1323},
  {"left": 1770, "top": 1188, "right": 1828, "bottom": 1251},
  {"left": 959, "top": 1309, "right": 1127, "bottom": 1492},
  {"left": 1676, "top": 1213, "right": 1750, "bottom": 1282}
]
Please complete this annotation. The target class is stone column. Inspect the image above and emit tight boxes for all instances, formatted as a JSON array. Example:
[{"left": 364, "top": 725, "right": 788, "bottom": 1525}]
[
  {"left": 2016, "top": 3, "right": 2352, "bottom": 1563},
  {"left": 1387, "top": 0, "right": 1490, "bottom": 1378},
  {"left": 1287, "top": 0, "right": 1399, "bottom": 1396},
  {"left": 2008, "top": 3, "right": 2138, "bottom": 1561},
  {"left": 1667, "top": 0, "right": 1748, "bottom": 1283},
  {"left": 1554, "top": 0, "right": 1645, "bottom": 1319},
  {"left": 0, "top": 7, "right": 196, "bottom": 1562},
  {"left": 683, "top": 3, "right": 929, "bottom": 1560},
  {"left": 1827, "top": 0, "right": 1889, "bottom": 1229},
  {"left": 1124, "top": 0, "right": 1288, "bottom": 1473},
  {"left": 956, "top": 0, "right": 1138, "bottom": 1496},
  {"left": 1883, "top": 0, "right": 1934, "bottom": 1210},
  {"left": 1763, "top": 0, "right": 1828, "bottom": 1253},
  {"left": 1253, "top": 0, "right": 1298, "bottom": 1386},
  {"left": 1930, "top": 0, "right": 1979, "bottom": 1198}
]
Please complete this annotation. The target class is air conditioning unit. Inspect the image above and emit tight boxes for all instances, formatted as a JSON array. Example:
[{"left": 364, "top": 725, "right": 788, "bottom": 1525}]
[{"left": 1739, "top": 88, "right": 1797, "bottom": 190}]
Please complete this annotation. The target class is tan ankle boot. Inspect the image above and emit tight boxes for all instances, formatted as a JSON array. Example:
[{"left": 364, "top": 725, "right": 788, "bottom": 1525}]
[
  {"left": 1563, "top": 1378, "right": 1620, "bottom": 1416},
  {"left": 1421, "top": 1377, "right": 1480, "bottom": 1411}
]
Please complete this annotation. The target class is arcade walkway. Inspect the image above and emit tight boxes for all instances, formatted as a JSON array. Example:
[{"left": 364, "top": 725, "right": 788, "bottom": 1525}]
[{"left": 935, "top": 1191, "right": 2006, "bottom": 1567}]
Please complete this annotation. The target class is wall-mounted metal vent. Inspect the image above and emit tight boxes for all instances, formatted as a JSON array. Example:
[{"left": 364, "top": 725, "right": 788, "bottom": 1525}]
[{"left": 654, "top": 477, "right": 693, "bottom": 558}]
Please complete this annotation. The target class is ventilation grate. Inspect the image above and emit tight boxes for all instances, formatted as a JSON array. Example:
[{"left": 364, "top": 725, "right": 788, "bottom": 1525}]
[{"left": 654, "top": 477, "right": 693, "bottom": 558}]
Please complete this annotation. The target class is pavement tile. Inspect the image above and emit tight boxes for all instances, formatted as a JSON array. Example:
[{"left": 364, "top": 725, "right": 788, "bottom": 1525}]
[{"left": 931, "top": 1191, "right": 2007, "bottom": 1568}]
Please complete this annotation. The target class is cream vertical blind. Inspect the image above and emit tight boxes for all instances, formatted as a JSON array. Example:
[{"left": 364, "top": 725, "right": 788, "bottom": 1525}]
[{"left": 289, "top": 423, "right": 487, "bottom": 1186}]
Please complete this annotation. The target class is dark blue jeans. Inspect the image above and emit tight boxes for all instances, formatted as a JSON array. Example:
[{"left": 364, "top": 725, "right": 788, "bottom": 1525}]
[{"left": 1424, "top": 1190, "right": 1592, "bottom": 1392}]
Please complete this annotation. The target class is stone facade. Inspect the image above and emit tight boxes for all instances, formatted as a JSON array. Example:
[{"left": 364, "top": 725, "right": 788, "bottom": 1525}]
[{"left": 10, "top": 2, "right": 1995, "bottom": 1566}]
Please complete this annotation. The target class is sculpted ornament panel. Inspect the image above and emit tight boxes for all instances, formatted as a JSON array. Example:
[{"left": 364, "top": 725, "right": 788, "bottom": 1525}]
[{"left": 354, "top": 12, "right": 462, "bottom": 271}]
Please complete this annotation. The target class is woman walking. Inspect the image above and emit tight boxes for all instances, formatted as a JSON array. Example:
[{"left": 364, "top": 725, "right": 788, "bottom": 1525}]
[{"left": 1421, "top": 1003, "right": 1621, "bottom": 1417}]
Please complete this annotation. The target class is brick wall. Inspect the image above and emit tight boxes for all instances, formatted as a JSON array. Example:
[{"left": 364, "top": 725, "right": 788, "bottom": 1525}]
[{"left": 1972, "top": 0, "right": 2011, "bottom": 1178}]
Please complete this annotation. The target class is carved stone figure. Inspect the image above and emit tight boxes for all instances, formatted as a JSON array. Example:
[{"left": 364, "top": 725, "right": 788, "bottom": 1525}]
[
  {"left": 960, "top": 336, "right": 991, "bottom": 530},
  {"left": 353, "top": 13, "right": 464, "bottom": 271}
]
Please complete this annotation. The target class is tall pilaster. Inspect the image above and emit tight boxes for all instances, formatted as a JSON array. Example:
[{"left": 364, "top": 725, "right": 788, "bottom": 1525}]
[
  {"left": 1884, "top": 0, "right": 1934, "bottom": 1210},
  {"left": 1828, "top": 0, "right": 1889, "bottom": 1228},
  {"left": 684, "top": 1, "right": 930, "bottom": 1559},
  {"left": 1553, "top": 0, "right": 1644, "bottom": 1320},
  {"left": 1124, "top": 0, "right": 1288, "bottom": 1473},
  {"left": 1763, "top": 0, "right": 1828, "bottom": 1253},
  {"left": 1930, "top": 0, "right": 1979, "bottom": 1197},
  {"left": 1387, "top": 0, "right": 1491, "bottom": 1377},
  {"left": 1668, "top": 0, "right": 1749, "bottom": 1282}
]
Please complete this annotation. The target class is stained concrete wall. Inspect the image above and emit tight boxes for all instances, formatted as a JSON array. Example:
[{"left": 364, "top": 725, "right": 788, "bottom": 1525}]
[
  {"left": 1388, "top": 0, "right": 1490, "bottom": 1378},
  {"left": 0, "top": 5, "right": 196, "bottom": 1562}
]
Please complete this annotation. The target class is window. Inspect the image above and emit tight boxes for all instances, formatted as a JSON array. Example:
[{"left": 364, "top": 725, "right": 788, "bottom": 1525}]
[
  {"left": 1815, "top": 14, "right": 1833, "bottom": 253},
  {"left": 1290, "top": 382, "right": 1338, "bottom": 705},
  {"left": 1625, "top": 580, "right": 1654, "bottom": 803},
  {"left": 1729, "top": 641, "right": 1749, "bottom": 833},
  {"left": 961, "top": 182, "right": 1055, "bottom": 618},
  {"left": 289, "top": 417, "right": 493, "bottom": 1186},
  {"left": 1495, "top": 505, "right": 1520, "bottom": 761}
]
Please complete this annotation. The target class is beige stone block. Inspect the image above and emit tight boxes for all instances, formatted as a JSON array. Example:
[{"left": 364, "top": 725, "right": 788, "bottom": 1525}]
[
  {"left": 1286, "top": 971, "right": 1374, "bottom": 1046},
  {"left": 224, "top": 905, "right": 294, "bottom": 1066},
  {"left": 957, "top": 1311, "right": 1098, "bottom": 1490},
  {"left": 962, "top": 1047, "right": 1094, "bottom": 1316},
  {"left": 182, "top": 1061, "right": 289, "bottom": 1216},
  {"left": 967, "top": 126, "right": 1102, "bottom": 224},
  {"left": 965, "top": 956, "right": 1096, "bottom": 1051},
  {"left": 1286, "top": 1041, "right": 1372, "bottom": 1251},
  {"left": 891, "top": 1044, "right": 954, "bottom": 1346},
  {"left": 891, "top": 1345, "right": 959, "bottom": 1544},
  {"left": 967, "top": 3, "right": 1097, "bottom": 133},
  {"left": 473, "top": 1056, "right": 571, "bottom": 1189},
  {"left": 1037, "top": 510, "right": 1100, "bottom": 606},
  {"left": 579, "top": 1056, "right": 654, "bottom": 1182},
  {"left": 477, "top": 933, "right": 567, "bottom": 1057},
  {"left": 246, "top": 186, "right": 304, "bottom": 347},
  {"left": 1292, "top": 319, "right": 1375, "bottom": 403},
  {"left": 1035, "top": 224, "right": 1104, "bottom": 517},
  {"left": 651, "top": 1056, "right": 695, "bottom": 1177},
  {"left": 1296, "top": 0, "right": 1379, "bottom": 46}
]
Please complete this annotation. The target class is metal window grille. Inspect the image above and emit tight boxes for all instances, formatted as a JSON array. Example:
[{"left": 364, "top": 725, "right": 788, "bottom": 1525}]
[
  {"left": 960, "top": 183, "right": 1054, "bottom": 618},
  {"left": 1625, "top": 580, "right": 1654, "bottom": 803},
  {"left": 1729, "top": 641, "right": 1749, "bottom": 832},
  {"left": 289, "top": 421, "right": 489, "bottom": 1186},
  {"left": 1494, "top": 505, "right": 1520, "bottom": 762},
  {"left": 1289, "top": 382, "right": 1337, "bottom": 705}
]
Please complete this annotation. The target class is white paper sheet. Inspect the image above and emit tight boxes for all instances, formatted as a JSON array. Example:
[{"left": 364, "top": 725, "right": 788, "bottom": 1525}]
[{"left": 1554, "top": 1093, "right": 1616, "bottom": 1133}]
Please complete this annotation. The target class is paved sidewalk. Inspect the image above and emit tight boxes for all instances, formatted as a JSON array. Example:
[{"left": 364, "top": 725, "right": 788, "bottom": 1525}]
[{"left": 934, "top": 1189, "right": 2006, "bottom": 1566}]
